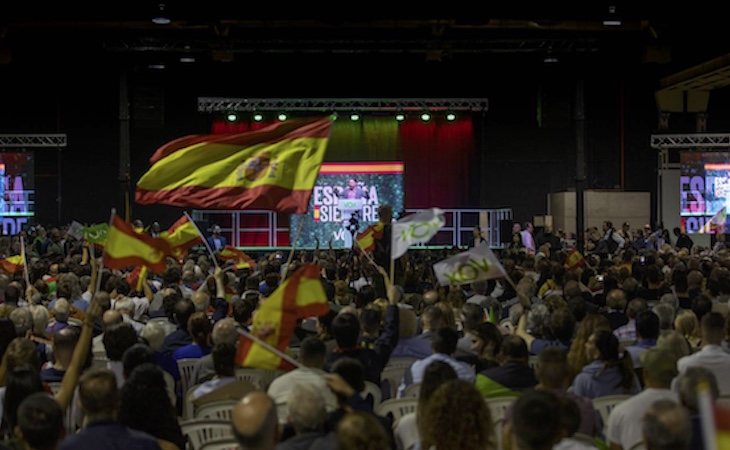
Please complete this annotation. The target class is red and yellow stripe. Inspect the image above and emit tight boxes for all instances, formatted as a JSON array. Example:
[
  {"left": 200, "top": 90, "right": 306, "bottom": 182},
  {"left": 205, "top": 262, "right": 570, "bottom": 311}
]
[
  {"left": 159, "top": 215, "right": 203, "bottom": 258},
  {"left": 135, "top": 117, "right": 332, "bottom": 213},
  {"left": 356, "top": 222, "right": 384, "bottom": 253},
  {"left": 103, "top": 215, "right": 171, "bottom": 274},
  {"left": 219, "top": 245, "right": 256, "bottom": 269},
  {"left": 319, "top": 162, "right": 404, "bottom": 174},
  {"left": 0, "top": 255, "right": 24, "bottom": 274}
]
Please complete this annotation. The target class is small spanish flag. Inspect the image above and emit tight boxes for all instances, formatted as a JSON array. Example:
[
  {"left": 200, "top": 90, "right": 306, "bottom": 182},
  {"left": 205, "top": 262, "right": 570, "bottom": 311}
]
[
  {"left": 564, "top": 249, "right": 586, "bottom": 270},
  {"left": 236, "top": 264, "right": 328, "bottom": 370},
  {"left": 0, "top": 255, "right": 24, "bottom": 274},
  {"left": 103, "top": 215, "right": 171, "bottom": 274},
  {"left": 219, "top": 245, "right": 256, "bottom": 269},
  {"left": 126, "top": 265, "right": 149, "bottom": 292},
  {"left": 159, "top": 215, "right": 203, "bottom": 259},
  {"left": 355, "top": 222, "right": 384, "bottom": 253},
  {"left": 135, "top": 117, "right": 332, "bottom": 213}
]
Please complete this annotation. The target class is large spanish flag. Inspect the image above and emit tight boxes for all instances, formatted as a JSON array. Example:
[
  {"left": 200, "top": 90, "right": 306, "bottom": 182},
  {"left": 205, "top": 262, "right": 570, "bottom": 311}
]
[
  {"left": 236, "top": 264, "right": 328, "bottom": 370},
  {"left": 103, "top": 215, "right": 171, "bottom": 274},
  {"left": 159, "top": 215, "right": 203, "bottom": 259},
  {"left": 135, "top": 117, "right": 332, "bottom": 213},
  {"left": 0, "top": 255, "right": 24, "bottom": 274}
]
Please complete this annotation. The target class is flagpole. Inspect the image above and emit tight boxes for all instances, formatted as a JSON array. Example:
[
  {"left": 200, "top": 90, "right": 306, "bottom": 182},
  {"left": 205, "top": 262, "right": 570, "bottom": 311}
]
[
  {"left": 183, "top": 211, "right": 220, "bottom": 269},
  {"left": 236, "top": 328, "right": 303, "bottom": 369},
  {"left": 285, "top": 216, "right": 306, "bottom": 276},
  {"left": 19, "top": 236, "right": 30, "bottom": 289}
]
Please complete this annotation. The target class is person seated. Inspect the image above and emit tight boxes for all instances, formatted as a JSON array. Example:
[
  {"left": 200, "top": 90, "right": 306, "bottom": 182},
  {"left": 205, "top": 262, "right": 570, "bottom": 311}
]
[
  {"left": 232, "top": 391, "right": 279, "bottom": 450},
  {"left": 476, "top": 336, "right": 536, "bottom": 398},
  {"left": 172, "top": 312, "right": 212, "bottom": 361},
  {"left": 503, "top": 390, "right": 563, "bottom": 450},
  {"left": 191, "top": 342, "right": 256, "bottom": 408},
  {"left": 642, "top": 400, "right": 691, "bottom": 450},
  {"left": 570, "top": 330, "right": 640, "bottom": 399},
  {"left": 59, "top": 368, "right": 163, "bottom": 450},
  {"left": 677, "top": 312, "right": 730, "bottom": 396},
  {"left": 40, "top": 326, "right": 80, "bottom": 383},
  {"left": 276, "top": 383, "right": 332, "bottom": 450},
  {"left": 399, "top": 327, "right": 474, "bottom": 397},
  {"left": 15, "top": 393, "right": 65, "bottom": 450}
]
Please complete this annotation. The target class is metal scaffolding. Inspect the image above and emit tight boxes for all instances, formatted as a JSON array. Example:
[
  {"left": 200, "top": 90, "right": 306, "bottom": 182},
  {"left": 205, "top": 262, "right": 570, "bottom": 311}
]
[
  {"left": 198, "top": 97, "right": 489, "bottom": 113},
  {"left": 0, "top": 134, "right": 67, "bottom": 148},
  {"left": 650, "top": 133, "right": 730, "bottom": 149}
]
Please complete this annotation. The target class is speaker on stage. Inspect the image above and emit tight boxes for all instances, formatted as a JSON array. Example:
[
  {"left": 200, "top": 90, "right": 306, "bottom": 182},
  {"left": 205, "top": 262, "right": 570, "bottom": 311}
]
[{"left": 500, "top": 220, "right": 514, "bottom": 244}]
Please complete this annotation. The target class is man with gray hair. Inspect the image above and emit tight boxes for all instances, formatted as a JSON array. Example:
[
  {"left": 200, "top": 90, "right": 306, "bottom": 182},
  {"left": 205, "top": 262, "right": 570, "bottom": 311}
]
[
  {"left": 191, "top": 291, "right": 210, "bottom": 313},
  {"left": 191, "top": 317, "right": 239, "bottom": 384},
  {"left": 277, "top": 383, "right": 330, "bottom": 450},
  {"left": 113, "top": 297, "right": 144, "bottom": 335},
  {"left": 642, "top": 400, "right": 691, "bottom": 450},
  {"left": 45, "top": 298, "right": 70, "bottom": 336},
  {"left": 676, "top": 367, "right": 719, "bottom": 450},
  {"left": 607, "top": 348, "right": 679, "bottom": 450}
]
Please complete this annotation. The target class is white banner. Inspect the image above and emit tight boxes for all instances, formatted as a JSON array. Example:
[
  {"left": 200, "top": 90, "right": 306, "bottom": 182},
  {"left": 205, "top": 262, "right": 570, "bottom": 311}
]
[
  {"left": 391, "top": 208, "right": 445, "bottom": 259},
  {"left": 433, "top": 244, "right": 508, "bottom": 286}
]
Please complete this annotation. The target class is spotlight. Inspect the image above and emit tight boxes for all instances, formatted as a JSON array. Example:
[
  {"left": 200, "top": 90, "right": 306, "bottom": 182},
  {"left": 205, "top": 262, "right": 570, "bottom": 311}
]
[
  {"left": 350, "top": 113, "right": 360, "bottom": 121},
  {"left": 395, "top": 113, "right": 406, "bottom": 122},
  {"left": 226, "top": 113, "right": 238, "bottom": 122},
  {"left": 420, "top": 112, "right": 431, "bottom": 122},
  {"left": 179, "top": 56, "right": 195, "bottom": 63},
  {"left": 152, "top": 3, "right": 171, "bottom": 25},
  {"left": 277, "top": 113, "right": 288, "bottom": 121},
  {"left": 446, "top": 113, "right": 456, "bottom": 121},
  {"left": 253, "top": 113, "right": 264, "bottom": 122},
  {"left": 543, "top": 56, "right": 559, "bottom": 63}
]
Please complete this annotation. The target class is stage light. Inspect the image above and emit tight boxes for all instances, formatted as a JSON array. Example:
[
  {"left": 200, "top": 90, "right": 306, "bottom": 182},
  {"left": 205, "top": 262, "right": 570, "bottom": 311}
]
[
  {"left": 277, "top": 113, "right": 288, "bottom": 121},
  {"left": 350, "top": 113, "right": 360, "bottom": 121},
  {"left": 420, "top": 112, "right": 431, "bottom": 122},
  {"left": 446, "top": 113, "right": 456, "bottom": 121},
  {"left": 395, "top": 113, "right": 406, "bottom": 122},
  {"left": 226, "top": 113, "right": 238, "bottom": 122},
  {"left": 152, "top": 3, "right": 171, "bottom": 25},
  {"left": 544, "top": 56, "right": 559, "bottom": 63},
  {"left": 147, "top": 63, "right": 166, "bottom": 70},
  {"left": 253, "top": 113, "right": 264, "bottom": 122},
  {"left": 179, "top": 56, "right": 195, "bottom": 63}
]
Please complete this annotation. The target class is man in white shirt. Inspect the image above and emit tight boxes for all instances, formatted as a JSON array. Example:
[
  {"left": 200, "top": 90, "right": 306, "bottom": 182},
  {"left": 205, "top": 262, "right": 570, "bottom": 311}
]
[
  {"left": 606, "top": 348, "right": 679, "bottom": 450},
  {"left": 267, "top": 336, "right": 338, "bottom": 423},
  {"left": 521, "top": 222, "right": 536, "bottom": 254},
  {"left": 677, "top": 311, "right": 730, "bottom": 396}
]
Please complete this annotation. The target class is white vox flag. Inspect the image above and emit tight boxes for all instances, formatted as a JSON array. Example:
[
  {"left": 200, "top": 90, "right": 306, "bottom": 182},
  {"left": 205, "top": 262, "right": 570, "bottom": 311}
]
[
  {"left": 391, "top": 208, "right": 445, "bottom": 259},
  {"left": 433, "top": 243, "right": 508, "bottom": 286}
]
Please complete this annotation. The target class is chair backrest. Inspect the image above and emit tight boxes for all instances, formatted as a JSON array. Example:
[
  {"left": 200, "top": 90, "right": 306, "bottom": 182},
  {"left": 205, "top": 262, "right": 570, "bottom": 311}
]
[
  {"left": 181, "top": 419, "right": 232, "bottom": 450},
  {"left": 592, "top": 395, "right": 631, "bottom": 426},
  {"left": 375, "top": 398, "right": 418, "bottom": 423},
  {"left": 386, "top": 357, "right": 418, "bottom": 369},
  {"left": 403, "top": 383, "right": 421, "bottom": 399},
  {"left": 178, "top": 358, "right": 200, "bottom": 397},
  {"left": 195, "top": 400, "right": 238, "bottom": 421},
  {"left": 486, "top": 397, "right": 516, "bottom": 424},
  {"left": 527, "top": 355, "right": 539, "bottom": 369},
  {"left": 380, "top": 365, "right": 409, "bottom": 400},
  {"left": 92, "top": 356, "right": 109, "bottom": 369},
  {"left": 199, "top": 438, "right": 240, "bottom": 450},
  {"left": 362, "top": 380, "right": 383, "bottom": 407},
  {"left": 235, "top": 368, "right": 279, "bottom": 390},
  {"left": 184, "top": 383, "right": 201, "bottom": 420}
]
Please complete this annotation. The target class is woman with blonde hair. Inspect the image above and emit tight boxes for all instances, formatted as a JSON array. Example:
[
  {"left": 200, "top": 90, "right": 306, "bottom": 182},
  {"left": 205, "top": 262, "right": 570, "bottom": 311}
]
[
  {"left": 566, "top": 314, "right": 611, "bottom": 380},
  {"left": 674, "top": 310, "right": 701, "bottom": 350}
]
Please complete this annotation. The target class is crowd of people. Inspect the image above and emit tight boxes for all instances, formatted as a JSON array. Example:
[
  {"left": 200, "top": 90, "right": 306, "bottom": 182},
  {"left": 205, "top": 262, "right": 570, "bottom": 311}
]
[{"left": 0, "top": 213, "right": 727, "bottom": 450}]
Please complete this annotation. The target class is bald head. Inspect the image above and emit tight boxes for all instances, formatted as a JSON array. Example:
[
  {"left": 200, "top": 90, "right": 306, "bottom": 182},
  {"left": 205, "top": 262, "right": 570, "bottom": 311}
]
[
  {"left": 232, "top": 392, "right": 278, "bottom": 450},
  {"left": 192, "top": 291, "right": 210, "bottom": 313},
  {"left": 212, "top": 318, "right": 239, "bottom": 345},
  {"left": 423, "top": 290, "right": 439, "bottom": 306},
  {"left": 102, "top": 310, "right": 123, "bottom": 329}
]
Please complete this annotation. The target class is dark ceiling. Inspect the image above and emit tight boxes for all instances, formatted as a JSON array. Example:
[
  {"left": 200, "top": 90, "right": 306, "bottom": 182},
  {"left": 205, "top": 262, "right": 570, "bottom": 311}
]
[{"left": 0, "top": 5, "right": 723, "bottom": 73}]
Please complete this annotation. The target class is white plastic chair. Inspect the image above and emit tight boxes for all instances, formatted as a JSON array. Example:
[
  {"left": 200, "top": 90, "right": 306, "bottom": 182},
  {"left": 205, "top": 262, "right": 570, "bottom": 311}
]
[
  {"left": 381, "top": 365, "right": 412, "bottom": 400},
  {"left": 235, "top": 367, "right": 279, "bottom": 390},
  {"left": 592, "top": 395, "right": 631, "bottom": 426},
  {"left": 181, "top": 419, "right": 232, "bottom": 450},
  {"left": 177, "top": 358, "right": 200, "bottom": 398},
  {"left": 199, "top": 438, "right": 239, "bottom": 450},
  {"left": 362, "top": 380, "right": 383, "bottom": 407},
  {"left": 402, "top": 383, "right": 421, "bottom": 399},
  {"left": 375, "top": 398, "right": 418, "bottom": 423},
  {"left": 486, "top": 397, "right": 516, "bottom": 424},
  {"left": 195, "top": 400, "right": 238, "bottom": 421}
]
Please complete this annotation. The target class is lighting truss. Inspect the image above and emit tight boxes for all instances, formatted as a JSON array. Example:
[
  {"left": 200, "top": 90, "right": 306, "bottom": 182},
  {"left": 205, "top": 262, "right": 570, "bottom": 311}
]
[
  {"left": 0, "top": 134, "right": 67, "bottom": 148},
  {"left": 650, "top": 133, "right": 730, "bottom": 149},
  {"left": 197, "top": 98, "right": 488, "bottom": 113}
]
